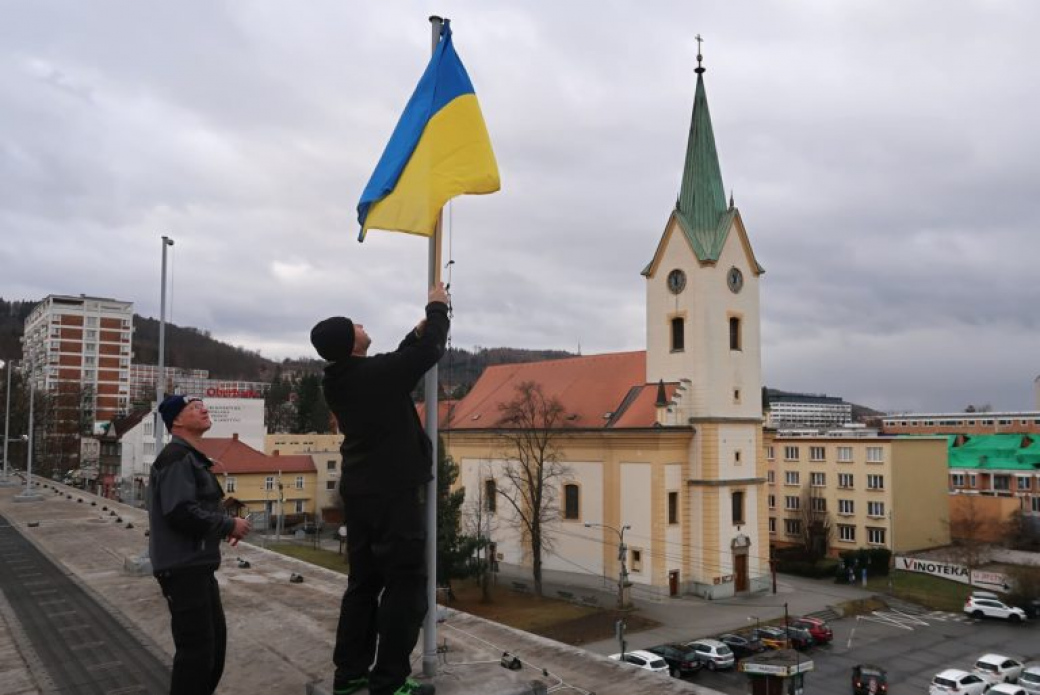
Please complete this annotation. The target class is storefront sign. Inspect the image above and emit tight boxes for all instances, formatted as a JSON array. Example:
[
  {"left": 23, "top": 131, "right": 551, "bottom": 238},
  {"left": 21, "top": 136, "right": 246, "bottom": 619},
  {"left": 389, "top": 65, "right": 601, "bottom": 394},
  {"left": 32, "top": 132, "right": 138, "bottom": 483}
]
[{"left": 895, "top": 556, "right": 1010, "bottom": 591}]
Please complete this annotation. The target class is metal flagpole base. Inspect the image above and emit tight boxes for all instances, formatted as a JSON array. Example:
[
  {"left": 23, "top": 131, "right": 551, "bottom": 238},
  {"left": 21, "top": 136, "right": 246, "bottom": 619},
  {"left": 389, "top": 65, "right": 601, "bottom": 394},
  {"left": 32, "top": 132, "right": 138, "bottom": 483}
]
[
  {"left": 14, "top": 491, "right": 43, "bottom": 503},
  {"left": 0, "top": 476, "right": 19, "bottom": 487}
]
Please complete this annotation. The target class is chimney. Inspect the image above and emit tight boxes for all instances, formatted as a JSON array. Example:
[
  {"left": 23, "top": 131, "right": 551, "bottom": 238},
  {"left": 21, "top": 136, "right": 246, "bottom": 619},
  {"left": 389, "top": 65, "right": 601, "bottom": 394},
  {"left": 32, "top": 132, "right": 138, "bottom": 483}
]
[
  {"left": 232, "top": 433, "right": 239, "bottom": 441},
  {"left": 273, "top": 450, "right": 280, "bottom": 457}
]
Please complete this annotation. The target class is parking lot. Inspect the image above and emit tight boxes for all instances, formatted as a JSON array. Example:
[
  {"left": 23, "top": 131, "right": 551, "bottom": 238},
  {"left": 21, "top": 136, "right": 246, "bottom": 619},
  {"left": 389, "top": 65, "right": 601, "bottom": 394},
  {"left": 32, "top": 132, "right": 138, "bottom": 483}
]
[{"left": 671, "top": 608, "right": 1038, "bottom": 694}]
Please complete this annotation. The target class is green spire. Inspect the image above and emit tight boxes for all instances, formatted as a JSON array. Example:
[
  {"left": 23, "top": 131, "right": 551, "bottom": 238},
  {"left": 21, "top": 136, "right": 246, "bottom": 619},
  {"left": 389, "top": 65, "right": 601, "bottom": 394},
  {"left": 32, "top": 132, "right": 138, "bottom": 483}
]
[{"left": 675, "top": 50, "right": 731, "bottom": 262}]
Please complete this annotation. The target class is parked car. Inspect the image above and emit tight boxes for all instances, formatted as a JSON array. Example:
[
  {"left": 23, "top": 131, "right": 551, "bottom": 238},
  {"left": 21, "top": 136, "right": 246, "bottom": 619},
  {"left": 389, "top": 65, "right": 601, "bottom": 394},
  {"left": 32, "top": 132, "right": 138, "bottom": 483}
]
[
  {"left": 1021, "top": 599, "right": 1040, "bottom": 620},
  {"left": 929, "top": 668, "right": 993, "bottom": 695},
  {"left": 851, "top": 664, "right": 888, "bottom": 695},
  {"left": 686, "top": 639, "right": 736, "bottom": 671},
  {"left": 975, "top": 654, "right": 1025, "bottom": 684},
  {"left": 783, "top": 625, "right": 815, "bottom": 651},
  {"left": 645, "top": 643, "right": 703, "bottom": 678},
  {"left": 792, "top": 616, "right": 834, "bottom": 644},
  {"left": 987, "top": 684, "right": 1028, "bottom": 695},
  {"left": 754, "top": 626, "right": 791, "bottom": 650},
  {"left": 716, "top": 633, "right": 766, "bottom": 660},
  {"left": 1019, "top": 664, "right": 1040, "bottom": 695},
  {"left": 608, "top": 649, "right": 669, "bottom": 674},
  {"left": 964, "top": 596, "right": 1028, "bottom": 623}
]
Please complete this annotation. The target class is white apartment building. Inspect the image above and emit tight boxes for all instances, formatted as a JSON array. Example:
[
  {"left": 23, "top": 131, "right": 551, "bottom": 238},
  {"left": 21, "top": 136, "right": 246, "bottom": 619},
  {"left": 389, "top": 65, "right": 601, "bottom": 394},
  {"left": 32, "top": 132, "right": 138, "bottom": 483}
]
[
  {"left": 22, "top": 294, "right": 133, "bottom": 424},
  {"left": 767, "top": 393, "right": 852, "bottom": 430}
]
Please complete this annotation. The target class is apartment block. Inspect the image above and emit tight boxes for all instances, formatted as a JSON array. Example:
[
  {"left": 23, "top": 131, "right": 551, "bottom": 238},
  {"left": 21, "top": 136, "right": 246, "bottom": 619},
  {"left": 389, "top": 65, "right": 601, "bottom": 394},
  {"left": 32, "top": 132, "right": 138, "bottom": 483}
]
[{"left": 882, "top": 411, "right": 1040, "bottom": 436}]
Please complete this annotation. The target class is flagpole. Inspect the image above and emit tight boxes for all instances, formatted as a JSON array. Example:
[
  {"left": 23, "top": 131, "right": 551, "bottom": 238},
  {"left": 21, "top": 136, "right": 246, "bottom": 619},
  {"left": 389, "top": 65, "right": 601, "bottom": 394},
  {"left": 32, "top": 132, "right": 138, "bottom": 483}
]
[{"left": 422, "top": 14, "right": 444, "bottom": 679}]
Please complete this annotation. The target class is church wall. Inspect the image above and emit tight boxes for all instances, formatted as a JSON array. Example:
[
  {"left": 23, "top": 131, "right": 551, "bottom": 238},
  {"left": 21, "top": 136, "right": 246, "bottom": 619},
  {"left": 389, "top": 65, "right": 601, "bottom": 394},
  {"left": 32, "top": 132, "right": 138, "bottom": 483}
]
[{"left": 621, "top": 462, "right": 654, "bottom": 586}]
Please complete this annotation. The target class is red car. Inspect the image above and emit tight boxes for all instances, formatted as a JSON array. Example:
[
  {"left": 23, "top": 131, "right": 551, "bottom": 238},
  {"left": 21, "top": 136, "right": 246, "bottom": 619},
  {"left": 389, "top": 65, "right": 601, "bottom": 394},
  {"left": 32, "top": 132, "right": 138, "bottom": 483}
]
[{"left": 792, "top": 617, "right": 833, "bottom": 644}]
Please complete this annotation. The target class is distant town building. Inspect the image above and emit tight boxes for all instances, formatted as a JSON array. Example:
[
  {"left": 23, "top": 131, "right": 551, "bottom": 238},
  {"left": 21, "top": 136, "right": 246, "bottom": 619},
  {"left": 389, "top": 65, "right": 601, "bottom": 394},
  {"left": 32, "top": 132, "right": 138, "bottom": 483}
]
[
  {"left": 766, "top": 391, "right": 851, "bottom": 430},
  {"left": 265, "top": 434, "right": 345, "bottom": 523},
  {"left": 881, "top": 411, "right": 1040, "bottom": 436},
  {"left": 21, "top": 294, "right": 133, "bottom": 424},
  {"left": 129, "top": 363, "right": 268, "bottom": 404}
]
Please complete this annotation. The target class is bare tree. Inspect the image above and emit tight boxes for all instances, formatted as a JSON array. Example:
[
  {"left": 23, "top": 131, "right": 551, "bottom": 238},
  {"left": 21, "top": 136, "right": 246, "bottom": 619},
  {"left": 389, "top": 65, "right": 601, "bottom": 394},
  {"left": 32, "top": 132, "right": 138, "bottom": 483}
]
[
  {"left": 949, "top": 494, "right": 991, "bottom": 570},
  {"left": 464, "top": 462, "right": 499, "bottom": 603},
  {"left": 799, "top": 485, "right": 832, "bottom": 561},
  {"left": 493, "top": 381, "right": 571, "bottom": 597}
]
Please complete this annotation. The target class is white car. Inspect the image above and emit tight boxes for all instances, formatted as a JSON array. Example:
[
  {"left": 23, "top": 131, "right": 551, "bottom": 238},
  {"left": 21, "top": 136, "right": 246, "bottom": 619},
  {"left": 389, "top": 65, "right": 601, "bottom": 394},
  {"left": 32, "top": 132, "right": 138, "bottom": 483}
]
[
  {"left": 608, "top": 649, "right": 669, "bottom": 674},
  {"left": 963, "top": 596, "right": 1027, "bottom": 623},
  {"left": 988, "top": 685, "right": 1027, "bottom": 695},
  {"left": 1020, "top": 665, "right": 1040, "bottom": 695},
  {"left": 929, "top": 668, "right": 992, "bottom": 695},
  {"left": 686, "top": 638, "right": 735, "bottom": 671},
  {"left": 975, "top": 653, "right": 1025, "bottom": 684}
]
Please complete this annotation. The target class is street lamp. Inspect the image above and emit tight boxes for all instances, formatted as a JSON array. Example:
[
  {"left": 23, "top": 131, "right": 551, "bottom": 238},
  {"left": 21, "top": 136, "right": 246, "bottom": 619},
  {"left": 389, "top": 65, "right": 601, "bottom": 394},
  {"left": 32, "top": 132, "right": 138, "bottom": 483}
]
[
  {"left": 1, "top": 359, "right": 18, "bottom": 487},
  {"left": 14, "top": 371, "right": 42, "bottom": 503},
  {"left": 584, "top": 521, "right": 632, "bottom": 609},
  {"left": 153, "top": 235, "right": 174, "bottom": 462}
]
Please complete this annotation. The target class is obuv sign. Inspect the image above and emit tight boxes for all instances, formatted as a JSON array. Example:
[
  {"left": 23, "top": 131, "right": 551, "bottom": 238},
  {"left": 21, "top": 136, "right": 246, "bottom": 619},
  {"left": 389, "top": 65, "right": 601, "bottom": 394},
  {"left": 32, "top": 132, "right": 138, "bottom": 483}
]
[{"left": 895, "top": 556, "right": 1011, "bottom": 592}]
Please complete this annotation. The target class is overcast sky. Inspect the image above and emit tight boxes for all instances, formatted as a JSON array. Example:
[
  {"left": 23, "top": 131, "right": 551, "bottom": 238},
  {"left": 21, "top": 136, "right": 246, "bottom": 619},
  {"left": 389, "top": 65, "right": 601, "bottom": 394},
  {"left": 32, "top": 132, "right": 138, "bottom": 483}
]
[{"left": 2, "top": 1, "right": 1038, "bottom": 413}]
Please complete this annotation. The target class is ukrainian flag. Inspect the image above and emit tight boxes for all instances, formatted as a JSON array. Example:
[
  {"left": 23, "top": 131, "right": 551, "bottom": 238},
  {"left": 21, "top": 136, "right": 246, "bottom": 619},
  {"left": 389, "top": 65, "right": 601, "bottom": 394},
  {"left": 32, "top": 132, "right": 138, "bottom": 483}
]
[{"left": 357, "top": 20, "right": 500, "bottom": 241}]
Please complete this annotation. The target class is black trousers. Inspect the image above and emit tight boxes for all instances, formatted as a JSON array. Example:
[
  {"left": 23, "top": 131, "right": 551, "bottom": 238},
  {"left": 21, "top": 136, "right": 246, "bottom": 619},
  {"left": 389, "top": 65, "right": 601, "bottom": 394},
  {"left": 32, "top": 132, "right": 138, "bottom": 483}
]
[
  {"left": 333, "top": 487, "right": 428, "bottom": 695},
  {"left": 156, "top": 568, "right": 227, "bottom": 695}
]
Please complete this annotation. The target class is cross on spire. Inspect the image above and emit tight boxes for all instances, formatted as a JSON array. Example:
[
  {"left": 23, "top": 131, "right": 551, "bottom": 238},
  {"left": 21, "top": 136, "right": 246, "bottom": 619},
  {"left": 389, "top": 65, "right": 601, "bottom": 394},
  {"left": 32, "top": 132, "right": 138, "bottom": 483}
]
[{"left": 695, "top": 34, "right": 705, "bottom": 74}]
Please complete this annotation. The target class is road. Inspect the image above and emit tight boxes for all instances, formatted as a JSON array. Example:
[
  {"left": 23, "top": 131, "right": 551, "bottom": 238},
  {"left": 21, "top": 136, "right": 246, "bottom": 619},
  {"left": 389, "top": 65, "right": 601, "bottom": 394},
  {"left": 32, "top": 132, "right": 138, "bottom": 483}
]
[{"left": 676, "top": 606, "right": 1038, "bottom": 694}]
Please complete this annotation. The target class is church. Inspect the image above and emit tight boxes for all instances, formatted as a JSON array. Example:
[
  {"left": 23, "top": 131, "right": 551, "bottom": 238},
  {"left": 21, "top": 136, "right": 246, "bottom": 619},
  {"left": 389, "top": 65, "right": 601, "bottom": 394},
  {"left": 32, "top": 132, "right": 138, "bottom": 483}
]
[{"left": 443, "top": 51, "right": 769, "bottom": 599}]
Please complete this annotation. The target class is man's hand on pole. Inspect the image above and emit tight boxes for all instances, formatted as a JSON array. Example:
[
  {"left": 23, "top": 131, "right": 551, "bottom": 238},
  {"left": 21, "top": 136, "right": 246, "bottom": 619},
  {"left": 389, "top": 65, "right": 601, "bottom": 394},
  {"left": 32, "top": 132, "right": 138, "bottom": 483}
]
[{"left": 428, "top": 282, "right": 449, "bottom": 305}]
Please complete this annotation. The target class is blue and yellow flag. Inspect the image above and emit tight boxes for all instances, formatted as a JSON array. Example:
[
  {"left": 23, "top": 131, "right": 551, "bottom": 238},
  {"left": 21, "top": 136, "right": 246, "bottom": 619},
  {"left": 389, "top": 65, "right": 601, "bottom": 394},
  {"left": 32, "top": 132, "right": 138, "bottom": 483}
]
[{"left": 357, "top": 20, "right": 500, "bottom": 241}]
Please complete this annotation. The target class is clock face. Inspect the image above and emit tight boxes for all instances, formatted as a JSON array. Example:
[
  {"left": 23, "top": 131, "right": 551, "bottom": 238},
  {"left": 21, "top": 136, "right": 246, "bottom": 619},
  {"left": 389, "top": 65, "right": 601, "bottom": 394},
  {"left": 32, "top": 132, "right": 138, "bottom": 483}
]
[
  {"left": 667, "top": 269, "right": 686, "bottom": 295},
  {"left": 727, "top": 266, "right": 744, "bottom": 293}
]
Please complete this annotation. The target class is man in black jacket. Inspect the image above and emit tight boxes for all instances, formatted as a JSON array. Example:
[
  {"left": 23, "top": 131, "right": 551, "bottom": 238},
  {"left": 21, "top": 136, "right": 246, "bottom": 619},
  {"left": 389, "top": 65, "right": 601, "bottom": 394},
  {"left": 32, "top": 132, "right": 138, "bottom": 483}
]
[
  {"left": 311, "top": 282, "right": 449, "bottom": 695},
  {"left": 149, "top": 395, "right": 251, "bottom": 695}
]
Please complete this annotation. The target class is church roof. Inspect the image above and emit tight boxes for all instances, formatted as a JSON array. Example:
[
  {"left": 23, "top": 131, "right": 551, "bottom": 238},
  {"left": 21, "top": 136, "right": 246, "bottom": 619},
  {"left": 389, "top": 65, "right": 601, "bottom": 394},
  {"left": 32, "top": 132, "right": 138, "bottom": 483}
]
[{"left": 443, "top": 351, "right": 680, "bottom": 431}]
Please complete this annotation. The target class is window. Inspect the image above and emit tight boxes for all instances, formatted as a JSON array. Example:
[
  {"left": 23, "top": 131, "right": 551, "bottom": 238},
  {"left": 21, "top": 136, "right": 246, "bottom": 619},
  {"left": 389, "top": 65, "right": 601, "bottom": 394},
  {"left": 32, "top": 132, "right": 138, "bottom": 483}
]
[
  {"left": 969, "top": 474, "right": 977, "bottom": 488},
  {"left": 734, "top": 450, "right": 742, "bottom": 464},
  {"left": 993, "top": 475, "right": 1011, "bottom": 491},
  {"left": 729, "top": 316, "right": 742, "bottom": 350},
  {"left": 630, "top": 548, "right": 643, "bottom": 573},
  {"left": 838, "top": 499, "right": 854, "bottom": 515},
  {"left": 950, "top": 473, "right": 965, "bottom": 487},
  {"left": 767, "top": 470, "right": 775, "bottom": 484},
  {"left": 784, "top": 519, "right": 802, "bottom": 536},
  {"left": 225, "top": 477, "right": 236, "bottom": 493},
  {"left": 144, "top": 421, "right": 153, "bottom": 437},
  {"left": 785, "top": 471, "right": 800, "bottom": 486},
  {"left": 1017, "top": 476, "right": 1031, "bottom": 490},
  {"left": 838, "top": 473, "right": 854, "bottom": 488},
  {"left": 784, "top": 446, "right": 800, "bottom": 461},
  {"left": 766, "top": 446, "right": 775, "bottom": 460},
  {"left": 867, "top": 474, "right": 884, "bottom": 490},
  {"left": 668, "top": 491, "right": 678, "bottom": 524},
  {"left": 732, "top": 491, "right": 745, "bottom": 524},
  {"left": 785, "top": 495, "right": 800, "bottom": 511},
  {"left": 670, "top": 317, "right": 685, "bottom": 352},
  {"left": 85, "top": 329, "right": 96, "bottom": 340},
  {"left": 810, "top": 496, "right": 826, "bottom": 512},
  {"left": 867, "top": 527, "right": 886, "bottom": 545},
  {"left": 733, "top": 389, "right": 741, "bottom": 403},
  {"left": 327, "top": 460, "right": 337, "bottom": 471},
  {"left": 86, "top": 316, "right": 98, "bottom": 326},
  {"left": 769, "top": 517, "right": 776, "bottom": 534},
  {"left": 295, "top": 500, "right": 304, "bottom": 513},
  {"left": 84, "top": 355, "right": 96, "bottom": 366},
  {"left": 563, "top": 483, "right": 580, "bottom": 520},
  {"left": 868, "top": 501, "right": 885, "bottom": 518},
  {"left": 810, "top": 472, "right": 825, "bottom": 487},
  {"left": 866, "top": 446, "right": 884, "bottom": 463},
  {"left": 295, "top": 475, "right": 304, "bottom": 490},
  {"left": 85, "top": 343, "right": 95, "bottom": 353},
  {"left": 838, "top": 524, "right": 855, "bottom": 542},
  {"left": 1033, "top": 497, "right": 1040, "bottom": 513},
  {"left": 326, "top": 480, "right": 336, "bottom": 490},
  {"left": 265, "top": 476, "right": 275, "bottom": 491},
  {"left": 837, "top": 446, "right": 852, "bottom": 463},
  {"left": 768, "top": 494, "right": 776, "bottom": 510},
  {"left": 809, "top": 446, "right": 825, "bottom": 462},
  {"left": 484, "top": 479, "right": 497, "bottom": 513}
]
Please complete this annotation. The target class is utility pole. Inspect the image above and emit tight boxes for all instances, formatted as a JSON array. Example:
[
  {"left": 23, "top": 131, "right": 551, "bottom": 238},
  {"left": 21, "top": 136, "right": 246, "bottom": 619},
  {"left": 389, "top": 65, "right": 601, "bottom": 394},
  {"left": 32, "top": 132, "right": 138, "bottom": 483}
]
[
  {"left": 585, "top": 521, "right": 632, "bottom": 609},
  {"left": 15, "top": 373, "right": 41, "bottom": 503},
  {"left": 1, "top": 359, "right": 19, "bottom": 487}
]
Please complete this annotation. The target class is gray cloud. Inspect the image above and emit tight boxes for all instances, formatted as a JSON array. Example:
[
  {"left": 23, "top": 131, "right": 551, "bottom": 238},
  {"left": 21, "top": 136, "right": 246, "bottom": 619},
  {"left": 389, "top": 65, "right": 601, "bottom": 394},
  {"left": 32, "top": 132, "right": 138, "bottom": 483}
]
[{"left": 2, "top": 1, "right": 1038, "bottom": 412}]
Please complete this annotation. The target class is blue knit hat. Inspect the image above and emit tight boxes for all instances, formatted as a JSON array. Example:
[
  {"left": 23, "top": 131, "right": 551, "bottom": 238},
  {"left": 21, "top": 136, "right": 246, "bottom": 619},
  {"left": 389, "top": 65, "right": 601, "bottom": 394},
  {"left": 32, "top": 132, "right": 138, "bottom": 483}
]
[{"left": 158, "top": 395, "right": 201, "bottom": 431}]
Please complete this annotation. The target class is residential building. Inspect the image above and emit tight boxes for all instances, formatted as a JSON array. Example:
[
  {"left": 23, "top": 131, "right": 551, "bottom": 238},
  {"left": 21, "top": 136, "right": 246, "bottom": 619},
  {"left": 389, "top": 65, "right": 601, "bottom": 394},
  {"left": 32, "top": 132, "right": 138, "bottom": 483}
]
[
  {"left": 21, "top": 294, "right": 133, "bottom": 424},
  {"left": 444, "top": 54, "right": 769, "bottom": 599},
  {"left": 881, "top": 411, "right": 1040, "bottom": 436},
  {"left": 764, "top": 432, "right": 950, "bottom": 556},
  {"left": 946, "top": 434, "right": 1040, "bottom": 540},
  {"left": 129, "top": 364, "right": 268, "bottom": 404},
  {"left": 766, "top": 391, "right": 852, "bottom": 430},
  {"left": 265, "top": 434, "right": 345, "bottom": 522}
]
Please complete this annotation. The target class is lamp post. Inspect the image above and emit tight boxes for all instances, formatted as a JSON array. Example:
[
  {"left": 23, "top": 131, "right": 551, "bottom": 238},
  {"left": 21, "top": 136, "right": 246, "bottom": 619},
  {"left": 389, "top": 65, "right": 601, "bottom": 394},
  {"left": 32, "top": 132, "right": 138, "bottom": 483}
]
[
  {"left": 584, "top": 521, "right": 632, "bottom": 609},
  {"left": 1, "top": 359, "right": 18, "bottom": 486},
  {"left": 14, "top": 372, "right": 41, "bottom": 502}
]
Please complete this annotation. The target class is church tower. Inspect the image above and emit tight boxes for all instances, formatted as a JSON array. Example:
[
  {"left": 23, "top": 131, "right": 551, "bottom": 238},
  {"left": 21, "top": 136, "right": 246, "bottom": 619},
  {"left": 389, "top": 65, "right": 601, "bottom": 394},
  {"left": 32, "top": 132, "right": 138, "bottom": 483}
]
[{"left": 642, "top": 43, "right": 767, "bottom": 596}]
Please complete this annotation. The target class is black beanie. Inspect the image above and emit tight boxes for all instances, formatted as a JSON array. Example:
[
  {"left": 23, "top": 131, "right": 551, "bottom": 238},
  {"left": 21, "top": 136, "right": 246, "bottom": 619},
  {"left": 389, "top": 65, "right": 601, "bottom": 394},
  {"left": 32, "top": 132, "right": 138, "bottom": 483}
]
[
  {"left": 310, "top": 317, "right": 355, "bottom": 362},
  {"left": 158, "top": 394, "right": 200, "bottom": 432}
]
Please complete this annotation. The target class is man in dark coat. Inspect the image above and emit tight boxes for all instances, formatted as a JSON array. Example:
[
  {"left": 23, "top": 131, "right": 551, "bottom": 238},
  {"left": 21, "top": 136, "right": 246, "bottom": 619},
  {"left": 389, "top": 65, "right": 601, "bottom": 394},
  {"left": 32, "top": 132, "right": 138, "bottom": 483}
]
[
  {"left": 311, "top": 282, "right": 449, "bottom": 695},
  {"left": 148, "top": 395, "right": 251, "bottom": 695}
]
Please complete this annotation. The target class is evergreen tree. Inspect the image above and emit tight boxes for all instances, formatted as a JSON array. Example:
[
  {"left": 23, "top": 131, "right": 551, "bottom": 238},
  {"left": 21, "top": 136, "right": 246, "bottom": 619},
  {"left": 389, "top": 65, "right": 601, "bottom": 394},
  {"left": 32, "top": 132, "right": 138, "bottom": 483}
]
[
  {"left": 294, "top": 373, "right": 330, "bottom": 434},
  {"left": 435, "top": 435, "right": 482, "bottom": 598}
]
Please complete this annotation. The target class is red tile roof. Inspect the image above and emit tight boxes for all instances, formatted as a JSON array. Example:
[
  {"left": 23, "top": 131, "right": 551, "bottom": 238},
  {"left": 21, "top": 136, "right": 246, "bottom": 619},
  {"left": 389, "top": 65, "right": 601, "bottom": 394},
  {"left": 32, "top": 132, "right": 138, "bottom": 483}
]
[
  {"left": 444, "top": 351, "right": 678, "bottom": 430},
  {"left": 198, "top": 436, "right": 315, "bottom": 474}
]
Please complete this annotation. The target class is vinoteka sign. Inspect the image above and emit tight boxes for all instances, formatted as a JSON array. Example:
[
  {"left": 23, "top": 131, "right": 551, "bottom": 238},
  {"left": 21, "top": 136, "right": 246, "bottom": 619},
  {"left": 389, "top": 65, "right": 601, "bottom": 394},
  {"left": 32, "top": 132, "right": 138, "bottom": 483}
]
[{"left": 895, "top": 556, "right": 1010, "bottom": 591}]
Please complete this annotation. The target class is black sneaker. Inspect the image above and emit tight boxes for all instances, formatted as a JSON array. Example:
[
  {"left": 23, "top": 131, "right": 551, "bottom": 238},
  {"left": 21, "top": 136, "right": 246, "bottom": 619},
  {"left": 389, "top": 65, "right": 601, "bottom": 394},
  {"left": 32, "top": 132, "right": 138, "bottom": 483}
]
[
  {"left": 333, "top": 676, "right": 369, "bottom": 695},
  {"left": 392, "top": 679, "right": 435, "bottom": 695}
]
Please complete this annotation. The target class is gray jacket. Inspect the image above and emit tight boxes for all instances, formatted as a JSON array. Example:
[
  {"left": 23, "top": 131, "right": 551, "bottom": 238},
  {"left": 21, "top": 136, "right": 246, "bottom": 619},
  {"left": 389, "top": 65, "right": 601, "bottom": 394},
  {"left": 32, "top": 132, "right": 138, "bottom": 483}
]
[{"left": 147, "top": 436, "right": 233, "bottom": 574}]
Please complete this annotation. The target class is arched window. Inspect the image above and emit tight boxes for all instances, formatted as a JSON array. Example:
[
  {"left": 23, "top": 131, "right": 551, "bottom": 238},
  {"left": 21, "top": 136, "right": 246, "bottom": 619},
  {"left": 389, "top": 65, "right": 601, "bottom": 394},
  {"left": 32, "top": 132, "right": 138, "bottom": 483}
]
[
  {"left": 484, "top": 479, "right": 496, "bottom": 513},
  {"left": 729, "top": 316, "right": 742, "bottom": 351},
  {"left": 563, "top": 483, "right": 580, "bottom": 520},
  {"left": 670, "top": 317, "right": 685, "bottom": 352}
]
